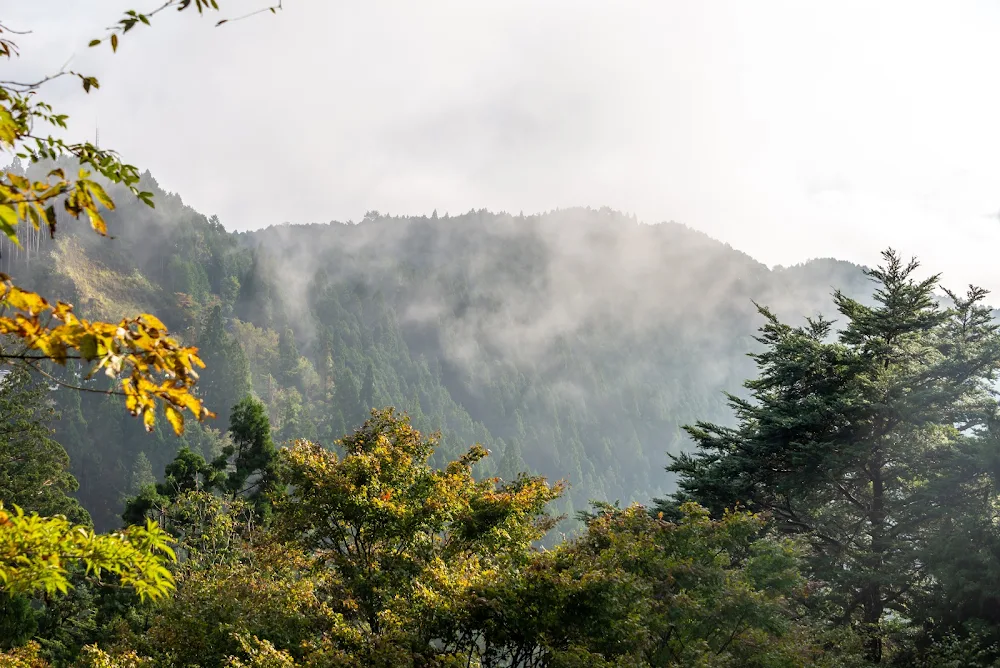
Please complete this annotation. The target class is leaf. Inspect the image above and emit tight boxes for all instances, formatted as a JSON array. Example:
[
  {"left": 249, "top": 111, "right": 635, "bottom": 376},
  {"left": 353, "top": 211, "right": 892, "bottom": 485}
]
[
  {"left": 79, "top": 334, "right": 99, "bottom": 360},
  {"left": 165, "top": 405, "right": 185, "bottom": 436},
  {"left": 88, "top": 39, "right": 101, "bottom": 47},
  {"left": 0, "top": 204, "right": 18, "bottom": 244},
  {"left": 111, "top": 33, "right": 119, "bottom": 52}
]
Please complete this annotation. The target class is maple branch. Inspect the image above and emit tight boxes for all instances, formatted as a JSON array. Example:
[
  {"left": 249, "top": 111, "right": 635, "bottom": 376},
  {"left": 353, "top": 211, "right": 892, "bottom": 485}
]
[
  {"left": 0, "top": 353, "right": 82, "bottom": 360},
  {"left": 21, "top": 359, "right": 126, "bottom": 397},
  {"left": 0, "top": 70, "right": 75, "bottom": 92}
]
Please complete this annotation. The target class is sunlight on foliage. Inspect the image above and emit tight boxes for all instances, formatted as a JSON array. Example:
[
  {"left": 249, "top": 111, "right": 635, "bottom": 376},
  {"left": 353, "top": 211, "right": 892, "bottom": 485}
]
[
  {"left": 0, "top": 502, "right": 176, "bottom": 600},
  {"left": 0, "top": 275, "right": 213, "bottom": 435},
  {"left": 0, "top": 0, "right": 283, "bottom": 609}
]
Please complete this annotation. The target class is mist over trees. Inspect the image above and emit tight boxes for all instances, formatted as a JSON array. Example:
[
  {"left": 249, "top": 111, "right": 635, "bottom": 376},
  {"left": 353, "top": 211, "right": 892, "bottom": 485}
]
[
  {"left": 5, "top": 163, "right": 1000, "bottom": 664},
  {"left": 0, "top": 171, "right": 878, "bottom": 531}
]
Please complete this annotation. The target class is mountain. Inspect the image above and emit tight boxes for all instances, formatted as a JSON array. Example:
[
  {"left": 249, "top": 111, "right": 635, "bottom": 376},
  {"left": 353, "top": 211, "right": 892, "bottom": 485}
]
[{"left": 2, "top": 166, "right": 880, "bottom": 530}]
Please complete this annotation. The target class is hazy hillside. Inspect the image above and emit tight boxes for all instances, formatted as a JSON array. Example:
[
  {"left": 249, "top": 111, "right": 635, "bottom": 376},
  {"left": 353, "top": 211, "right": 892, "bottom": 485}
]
[{"left": 3, "top": 166, "right": 878, "bottom": 529}]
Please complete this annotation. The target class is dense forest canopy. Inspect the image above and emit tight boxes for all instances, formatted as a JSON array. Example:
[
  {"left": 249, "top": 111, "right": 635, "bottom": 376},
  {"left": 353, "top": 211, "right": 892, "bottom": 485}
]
[{"left": 0, "top": 168, "right": 879, "bottom": 531}]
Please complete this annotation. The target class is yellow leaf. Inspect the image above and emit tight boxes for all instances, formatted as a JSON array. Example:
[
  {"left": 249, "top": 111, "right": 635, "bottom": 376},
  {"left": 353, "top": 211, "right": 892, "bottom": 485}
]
[
  {"left": 138, "top": 313, "right": 167, "bottom": 331},
  {"left": 164, "top": 405, "right": 185, "bottom": 436},
  {"left": 142, "top": 408, "right": 155, "bottom": 432},
  {"left": 87, "top": 181, "right": 116, "bottom": 210},
  {"left": 0, "top": 204, "right": 18, "bottom": 243},
  {"left": 86, "top": 209, "right": 108, "bottom": 235}
]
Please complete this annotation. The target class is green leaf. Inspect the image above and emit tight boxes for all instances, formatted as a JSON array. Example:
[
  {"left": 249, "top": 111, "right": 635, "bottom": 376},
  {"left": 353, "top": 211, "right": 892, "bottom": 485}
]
[
  {"left": 79, "top": 334, "right": 99, "bottom": 360},
  {"left": 0, "top": 204, "right": 19, "bottom": 244},
  {"left": 111, "top": 33, "right": 119, "bottom": 53},
  {"left": 88, "top": 39, "right": 101, "bottom": 47}
]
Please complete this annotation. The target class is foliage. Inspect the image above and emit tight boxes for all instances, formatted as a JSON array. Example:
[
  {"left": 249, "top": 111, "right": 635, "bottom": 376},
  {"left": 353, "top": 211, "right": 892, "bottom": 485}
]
[
  {"left": 216, "top": 395, "right": 281, "bottom": 511},
  {"left": 0, "top": 504, "right": 175, "bottom": 600},
  {"left": 0, "top": 365, "right": 89, "bottom": 523},
  {"left": 197, "top": 305, "right": 251, "bottom": 426},
  {"left": 0, "top": 276, "right": 212, "bottom": 435},
  {"left": 448, "top": 502, "right": 862, "bottom": 667},
  {"left": 276, "top": 408, "right": 564, "bottom": 634},
  {"left": 666, "top": 250, "right": 1000, "bottom": 662}
]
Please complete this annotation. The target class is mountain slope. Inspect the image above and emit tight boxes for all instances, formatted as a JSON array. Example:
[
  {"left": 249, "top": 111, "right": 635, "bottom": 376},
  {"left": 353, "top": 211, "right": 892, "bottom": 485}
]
[{"left": 2, "top": 168, "right": 879, "bottom": 529}]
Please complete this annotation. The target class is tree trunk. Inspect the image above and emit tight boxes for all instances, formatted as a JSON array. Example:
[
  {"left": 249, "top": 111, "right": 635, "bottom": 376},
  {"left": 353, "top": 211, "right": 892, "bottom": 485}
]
[{"left": 864, "top": 449, "right": 886, "bottom": 663}]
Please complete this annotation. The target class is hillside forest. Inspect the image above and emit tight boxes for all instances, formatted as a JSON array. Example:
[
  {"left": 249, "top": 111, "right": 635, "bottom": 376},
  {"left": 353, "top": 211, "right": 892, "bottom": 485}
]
[
  {"left": 3, "top": 155, "right": 1000, "bottom": 666},
  {"left": 4, "top": 4, "right": 1000, "bottom": 664}
]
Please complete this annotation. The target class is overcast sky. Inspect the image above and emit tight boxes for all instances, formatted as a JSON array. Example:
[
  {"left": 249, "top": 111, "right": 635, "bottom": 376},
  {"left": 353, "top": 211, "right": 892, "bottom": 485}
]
[{"left": 8, "top": 1, "right": 1000, "bottom": 291}]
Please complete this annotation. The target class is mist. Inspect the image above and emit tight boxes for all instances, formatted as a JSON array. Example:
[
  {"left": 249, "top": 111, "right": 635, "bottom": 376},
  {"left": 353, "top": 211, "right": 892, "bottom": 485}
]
[{"left": 6, "top": 1, "right": 1000, "bottom": 295}]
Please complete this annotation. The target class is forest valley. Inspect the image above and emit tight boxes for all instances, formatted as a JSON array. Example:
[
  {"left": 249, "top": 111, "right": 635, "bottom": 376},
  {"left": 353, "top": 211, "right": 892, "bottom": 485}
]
[{"left": 4, "top": 162, "right": 1000, "bottom": 665}]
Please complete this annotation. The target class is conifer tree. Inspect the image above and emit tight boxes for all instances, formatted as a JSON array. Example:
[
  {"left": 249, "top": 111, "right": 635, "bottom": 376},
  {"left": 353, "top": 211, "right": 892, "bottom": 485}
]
[
  {"left": 216, "top": 395, "right": 281, "bottom": 516},
  {"left": 361, "top": 361, "right": 376, "bottom": 410},
  {"left": 0, "top": 367, "right": 89, "bottom": 525},
  {"left": 277, "top": 328, "right": 300, "bottom": 388},
  {"left": 197, "top": 305, "right": 251, "bottom": 425},
  {"left": 666, "top": 249, "right": 1000, "bottom": 662}
]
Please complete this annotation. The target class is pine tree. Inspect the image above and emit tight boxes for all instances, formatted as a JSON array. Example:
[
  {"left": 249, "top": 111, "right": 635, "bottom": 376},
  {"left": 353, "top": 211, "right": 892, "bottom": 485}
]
[
  {"left": 197, "top": 305, "right": 252, "bottom": 426},
  {"left": 317, "top": 326, "right": 335, "bottom": 399},
  {"left": 361, "top": 361, "right": 376, "bottom": 411},
  {"left": 217, "top": 395, "right": 281, "bottom": 515},
  {"left": 127, "top": 452, "right": 156, "bottom": 497},
  {"left": 277, "top": 327, "right": 300, "bottom": 388},
  {"left": 0, "top": 367, "right": 90, "bottom": 525},
  {"left": 666, "top": 250, "right": 1000, "bottom": 662}
]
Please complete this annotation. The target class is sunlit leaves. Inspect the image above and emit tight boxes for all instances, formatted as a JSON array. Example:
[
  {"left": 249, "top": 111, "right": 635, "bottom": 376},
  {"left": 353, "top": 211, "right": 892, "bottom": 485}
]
[
  {"left": 278, "top": 408, "right": 565, "bottom": 568},
  {"left": 270, "top": 408, "right": 565, "bottom": 661},
  {"left": 0, "top": 502, "right": 176, "bottom": 600},
  {"left": 0, "top": 275, "right": 215, "bottom": 434}
]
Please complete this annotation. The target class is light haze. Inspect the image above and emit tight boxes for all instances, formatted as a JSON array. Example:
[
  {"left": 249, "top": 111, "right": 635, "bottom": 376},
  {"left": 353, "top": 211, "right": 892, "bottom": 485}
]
[{"left": 8, "top": 1, "right": 1000, "bottom": 291}]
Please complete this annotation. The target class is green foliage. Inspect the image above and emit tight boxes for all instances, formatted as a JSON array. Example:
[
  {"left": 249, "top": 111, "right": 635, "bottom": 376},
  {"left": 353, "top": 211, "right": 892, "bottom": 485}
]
[
  {"left": 217, "top": 395, "right": 281, "bottom": 515},
  {"left": 668, "top": 249, "right": 1000, "bottom": 662},
  {"left": 0, "top": 591, "right": 37, "bottom": 650},
  {"left": 0, "top": 366, "right": 89, "bottom": 524},
  {"left": 276, "top": 408, "right": 564, "bottom": 633},
  {"left": 197, "top": 305, "right": 252, "bottom": 426},
  {"left": 0, "top": 505, "right": 175, "bottom": 600},
  {"left": 492, "top": 502, "right": 862, "bottom": 667}
]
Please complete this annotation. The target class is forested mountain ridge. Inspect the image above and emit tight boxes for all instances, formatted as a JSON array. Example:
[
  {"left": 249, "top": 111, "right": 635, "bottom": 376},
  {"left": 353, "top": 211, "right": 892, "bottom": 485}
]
[{"left": 3, "top": 163, "right": 881, "bottom": 530}]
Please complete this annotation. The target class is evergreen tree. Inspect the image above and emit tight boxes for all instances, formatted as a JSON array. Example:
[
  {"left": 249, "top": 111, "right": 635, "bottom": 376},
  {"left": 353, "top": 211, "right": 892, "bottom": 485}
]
[
  {"left": 216, "top": 395, "right": 281, "bottom": 515},
  {"left": 317, "top": 326, "right": 335, "bottom": 399},
  {"left": 0, "top": 367, "right": 89, "bottom": 525},
  {"left": 277, "top": 327, "right": 300, "bottom": 388},
  {"left": 126, "top": 452, "right": 156, "bottom": 497},
  {"left": 666, "top": 250, "right": 1000, "bottom": 662},
  {"left": 122, "top": 445, "right": 226, "bottom": 526},
  {"left": 197, "top": 305, "right": 252, "bottom": 426},
  {"left": 361, "top": 360, "right": 376, "bottom": 410},
  {"left": 334, "top": 366, "right": 363, "bottom": 428}
]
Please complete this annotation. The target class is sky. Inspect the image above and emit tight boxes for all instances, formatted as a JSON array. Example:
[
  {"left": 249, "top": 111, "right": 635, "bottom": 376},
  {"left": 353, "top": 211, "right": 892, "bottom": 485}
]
[{"left": 8, "top": 1, "right": 1000, "bottom": 292}]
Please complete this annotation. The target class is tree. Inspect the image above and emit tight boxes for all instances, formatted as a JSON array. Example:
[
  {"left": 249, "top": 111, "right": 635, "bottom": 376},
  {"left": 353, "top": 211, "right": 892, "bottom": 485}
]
[
  {"left": 458, "top": 503, "right": 857, "bottom": 667},
  {"left": 0, "top": 366, "right": 89, "bottom": 524},
  {"left": 276, "top": 328, "right": 299, "bottom": 388},
  {"left": 360, "top": 361, "right": 376, "bottom": 411},
  {"left": 126, "top": 452, "right": 156, "bottom": 499},
  {"left": 121, "top": 445, "right": 225, "bottom": 527},
  {"left": 197, "top": 305, "right": 251, "bottom": 426},
  {"left": 216, "top": 395, "right": 280, "bottom": 514},
  {"left": 316, "top": 326, "right": 335, "bottom": 399},
  {"left": 666, "top": 249, "right": 1000, "bottom": 662},
  {"left": 275, "top": 408, "right": 564, "bottom": 657}
]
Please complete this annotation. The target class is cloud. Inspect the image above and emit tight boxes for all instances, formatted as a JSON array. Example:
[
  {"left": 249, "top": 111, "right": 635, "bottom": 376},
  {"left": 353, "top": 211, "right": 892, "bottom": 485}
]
[{"left": 8, "top": 1, "right": 1000, "bottom": 293}]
